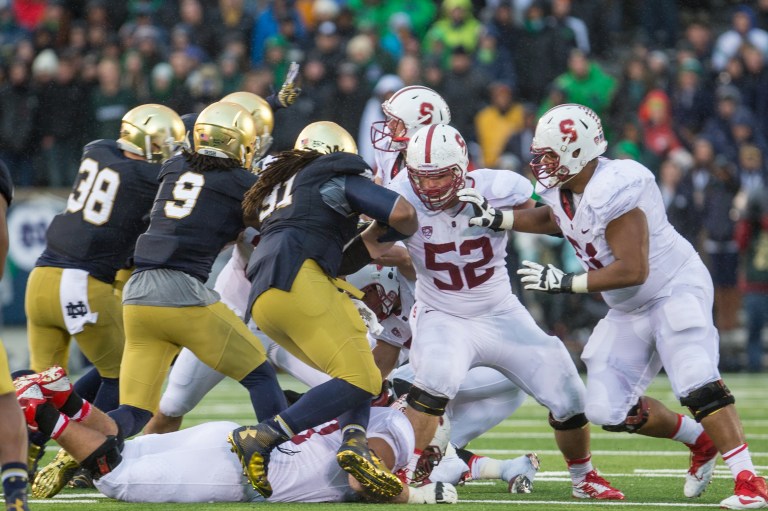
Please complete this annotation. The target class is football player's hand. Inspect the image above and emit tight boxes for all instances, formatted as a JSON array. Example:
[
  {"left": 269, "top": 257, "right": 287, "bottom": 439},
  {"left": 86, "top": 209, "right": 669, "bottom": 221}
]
[
  {"left": 407, "top": 482, "right": 458, "bottom": 504},
  {"left": 457, "top": 188, "right": 514, "bottom": 231},
  {"left": 277, "top": 61, "right": 301, "bottom": 107},
  {"left": 517, "top": 260, "right": 574, "bottom": 294}
]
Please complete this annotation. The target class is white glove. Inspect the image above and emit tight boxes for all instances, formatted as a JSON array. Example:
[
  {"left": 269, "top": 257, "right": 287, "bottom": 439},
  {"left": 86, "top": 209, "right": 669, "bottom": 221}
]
[
  {"left": 351, "top": 298, "right": 384, "bottom": 335},
  {"left": 517, "top": 260, "right": 587, "bottom": 294},
  {"left": 456, "top": 188, "right": 514, "bottom": 231},
  {"left": 407, "top": 482, "right": 458, "bottom": 504}
]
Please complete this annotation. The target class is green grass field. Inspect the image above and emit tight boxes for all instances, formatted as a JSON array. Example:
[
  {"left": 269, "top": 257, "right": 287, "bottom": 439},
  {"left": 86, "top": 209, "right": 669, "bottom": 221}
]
[{"left": 25, "top": 372, "right": 768, "bottom": 510}]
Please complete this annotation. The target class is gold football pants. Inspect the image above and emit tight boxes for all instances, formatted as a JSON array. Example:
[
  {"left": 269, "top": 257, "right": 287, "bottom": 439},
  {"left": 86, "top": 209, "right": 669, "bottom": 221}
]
[
  {"left": 251, "top": 259, "right": 382, "bottom": 395},
  {"left": 0, "top": 340, "right": 14, "bottom": 394},
  {"left": 25, "top": 266, "right": 124, "bottom": 378},
  {"left": 120, "top": 300, "right": 268, "bottom": 413}
]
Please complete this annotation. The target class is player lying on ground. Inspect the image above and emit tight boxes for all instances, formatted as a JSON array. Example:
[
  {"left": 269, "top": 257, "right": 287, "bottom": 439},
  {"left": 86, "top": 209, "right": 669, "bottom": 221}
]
[{"left": 14, "top": 367, "right": 457, "bottom": 504}]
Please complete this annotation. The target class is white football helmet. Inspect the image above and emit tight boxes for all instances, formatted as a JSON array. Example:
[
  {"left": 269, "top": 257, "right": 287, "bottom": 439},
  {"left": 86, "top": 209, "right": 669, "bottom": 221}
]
[
  {"left": 345, "top": 264, "right": 399, "bottom": 322},
  {"left": 406, "top": 124, "right": 468, "bottom": 211},
  {"left": 530, "top": 103, "right": 607, "bottom": 188},
  {"left": 371, "top": 86, "right": 451, "bottom": 153}
]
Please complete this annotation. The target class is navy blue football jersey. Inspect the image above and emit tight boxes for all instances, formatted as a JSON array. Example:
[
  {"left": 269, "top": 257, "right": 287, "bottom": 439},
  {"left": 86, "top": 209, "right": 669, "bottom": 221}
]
[
  {"left": 133, "top": 155, "right": 257, "bottom": 282},
  {"left": 247, "top": 152, "right": 378, "bottom": 300},
  {"left": 36, "top": 140, "right": 161, "bottom": 283},
  {"left": 0, "top": 159, "right": 13, "bottom": 206}
]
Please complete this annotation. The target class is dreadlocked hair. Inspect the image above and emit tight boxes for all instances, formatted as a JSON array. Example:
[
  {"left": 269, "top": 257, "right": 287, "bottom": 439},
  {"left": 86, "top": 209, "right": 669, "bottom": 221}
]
[
  {"left": 243, "top": 149, "right": 323, "bottom": 219},
  {"left": 183, "top": 149, "right": 242, "bottom": 172}
]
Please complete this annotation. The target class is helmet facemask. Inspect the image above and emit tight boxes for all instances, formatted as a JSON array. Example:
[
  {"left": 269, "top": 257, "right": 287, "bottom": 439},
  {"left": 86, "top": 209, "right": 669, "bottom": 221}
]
[{"left": 408, "top": 164, "right": 465, "bottom": 211}]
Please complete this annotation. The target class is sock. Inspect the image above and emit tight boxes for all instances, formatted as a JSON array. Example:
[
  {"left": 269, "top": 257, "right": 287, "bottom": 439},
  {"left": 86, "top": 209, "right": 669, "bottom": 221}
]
[
  {"left": 107, "top": 404, "right": 153, "bottom": 439},
  {"left": 670, "top": 414, "right": 704, "bottom": 445},
  {"left": 72, "top": 401, "right": 92, "bottom": 422},
  {"left": 338, "top": 401, "right": 371, "bottom": 438},
  {"left": 567, "top": 455, "right": 594, "bottom": 484},
  {"left": 277, "top": 378, "right": 372, "bottom": 434},
  {"left": 50, "top": 414, "right": 71, "bottom": 439},
  {"left": 1, "top": 462, "right": 28, "bottom": 499},
  {"left": 239, "top": 362, "right": 288, "bottom": 422},
  {"left": 723, "top": 444, "right": 756, "bottom": 478},
  {"left": 59, "top": 391, "right": 86, "bottom": 418},
  {"left": 93, "top": 377, "right": 119, "bottom": 412},
  {"left": 34, "top": 402, "right": 63, "bottom": 438},
  {"left": 470, "top": 456, "right": 502, "bottom": 480},
  {"left": 73, "top": 367, "right": 102, "bottom": 403}
]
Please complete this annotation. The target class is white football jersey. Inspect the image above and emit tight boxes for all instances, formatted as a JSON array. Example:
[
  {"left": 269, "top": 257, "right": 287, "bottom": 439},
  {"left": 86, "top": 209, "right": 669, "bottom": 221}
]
[
  {"left": 96, "top": 409, "right": 413, "bottom": 504},
  {"left": 536, "top": 157, "right": 697, "bottom": 312},
  {"left": 374, "top": 148, "right": 406, "bottom": 189},
  {"left": 268, "top": 407, "right": 414, "bottom": 502},
  {"left": 390, "top": 169, "right": 533, "bottom": 317}
]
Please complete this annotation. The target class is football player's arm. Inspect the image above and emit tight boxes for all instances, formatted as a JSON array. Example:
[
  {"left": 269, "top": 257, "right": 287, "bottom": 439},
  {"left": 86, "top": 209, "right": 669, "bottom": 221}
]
[
  {"left": 582, "top": 207, "right": 649, "bottom": 292},
  {"left": 511, "top": 204, "right": 561, "bottom": 234},
  {"left": 372, "top": 340, "right": 401, "bottom": 380},
  {"left": 372, "top": 244, "right": 416, "bottom": 281}
]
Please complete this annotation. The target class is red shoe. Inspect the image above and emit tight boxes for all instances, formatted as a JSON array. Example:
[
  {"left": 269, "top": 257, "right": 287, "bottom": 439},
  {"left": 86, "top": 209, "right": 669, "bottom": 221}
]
[
  {"left": 720, "top": 471, "right": 768, "bottom": 509},
  {"left": 35, "top": 366, "right": 73, "bottom": 409},
  {"left": 684, "top": 431, "right": 718, "bottom": 498},
  {"left": 572, "top": 470, "right": 625, "bottom": 500},
  {"left": 14, "top": 379, "right": 47, "bottom": 431}
]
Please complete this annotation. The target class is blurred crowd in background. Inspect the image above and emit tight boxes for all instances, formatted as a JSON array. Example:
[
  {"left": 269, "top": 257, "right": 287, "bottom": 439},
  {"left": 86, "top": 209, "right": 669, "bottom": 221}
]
[{"left": 0, "top": 0, "right": 766, "bottom": 372}]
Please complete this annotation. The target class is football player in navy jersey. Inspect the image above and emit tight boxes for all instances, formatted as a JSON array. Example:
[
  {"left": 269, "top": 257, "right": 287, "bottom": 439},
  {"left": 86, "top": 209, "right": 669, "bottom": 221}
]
[
  {"left": 25, "top": 104, "right": 185, "bottom": 414},
  {"left": 104, "top": 101, "right": 287, "bottom": 450},
  {"left": 0, "top": 159, "right": 31, "bottom": 511},
  {"left": 229, "top": 121, "right": 418, "bottom": 500}
]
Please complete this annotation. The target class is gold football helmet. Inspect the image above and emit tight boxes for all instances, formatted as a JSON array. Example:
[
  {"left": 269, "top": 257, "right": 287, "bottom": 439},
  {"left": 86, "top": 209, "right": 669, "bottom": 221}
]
[
  {"left": 294, "top": 121, "right": 357, "bottom": 154},
  {"left": 193, "top": 101, "right": 257, "bottom": 169},
  {"left": 117, "top": 104, "right": 186, "bottom": 163},
  {"left": 221, "top": 91, "right": 274, "bottom": 160}
]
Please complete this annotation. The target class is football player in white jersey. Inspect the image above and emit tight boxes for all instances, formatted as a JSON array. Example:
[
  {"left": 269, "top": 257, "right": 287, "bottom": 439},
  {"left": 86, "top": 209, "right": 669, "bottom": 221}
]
[
  {"left": 370, "top": 86, "right": 451, "bottom": 188},
  {"left": 14, "top": 372, "right": 457, "bottom": 504},
  {"left": 464, "top": 103, "right": 767, "bottom": 509},
  {"left": 390, "top": 123, "right": 624, "bottom": 500}
]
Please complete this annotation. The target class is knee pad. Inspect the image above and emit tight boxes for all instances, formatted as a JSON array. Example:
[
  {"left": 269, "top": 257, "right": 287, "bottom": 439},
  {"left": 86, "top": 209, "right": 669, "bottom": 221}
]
[
  {"left": 548, "top": 411, "right": 588, "bottom": 430},
  {"left": 407, "top": 386, "right": 449, "bottom": 416},
  {"left": 602, "top": 397, "right": 650, "bottom": 433},
  {"left": 680, "top": 379, "right": 735, "bottom": 422},
  {"left": 80, "top": 435, "right": 123, "bottom": 480},
  {"left": 392, "top": 378, "right": 412, "bottom": 398}
]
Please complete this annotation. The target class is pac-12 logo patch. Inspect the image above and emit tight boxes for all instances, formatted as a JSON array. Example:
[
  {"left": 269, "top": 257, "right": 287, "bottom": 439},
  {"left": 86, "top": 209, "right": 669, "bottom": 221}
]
[{"left": 421, "top": 226, "right": 433, "bottom": 239}]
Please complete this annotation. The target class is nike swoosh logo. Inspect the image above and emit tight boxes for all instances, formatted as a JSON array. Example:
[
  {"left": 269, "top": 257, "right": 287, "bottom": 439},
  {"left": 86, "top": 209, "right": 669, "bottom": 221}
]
[
  {"left": 581, "top": 228, "right": 590, "bottom": 233},
  {"left": 739, "top": 497, "right": 762, "bottom": 505}
]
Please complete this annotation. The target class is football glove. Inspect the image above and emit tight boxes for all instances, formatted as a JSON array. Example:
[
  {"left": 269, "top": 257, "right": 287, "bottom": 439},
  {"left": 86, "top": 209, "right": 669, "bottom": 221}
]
[
  {"left": 277, "top": 61, "right": 301, "bottom": 107},
  {"left": 456, "top": 188, "right": 514, "bottom": 231},
  {"left": 407, "top": 482, "right": 458, "bottom": 504},
  {"left": 517, "top": 260, "right": 587, "bottom": 294}
]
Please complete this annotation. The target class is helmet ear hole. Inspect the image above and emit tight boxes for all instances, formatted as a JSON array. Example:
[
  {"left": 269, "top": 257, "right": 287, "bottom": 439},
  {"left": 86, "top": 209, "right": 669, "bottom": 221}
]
[{"left": 572, "top": 148, "right": 581, "bottom": 158}]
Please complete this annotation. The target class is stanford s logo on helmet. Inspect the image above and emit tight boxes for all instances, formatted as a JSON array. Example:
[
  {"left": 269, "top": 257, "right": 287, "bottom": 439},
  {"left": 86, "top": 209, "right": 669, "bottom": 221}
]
[
  {"left": 530, "top": 103, "right": 607, "bottom": 188},
  {"left": 406, "top": 124, "right": 468, "bottom": 211},
  {"left": 371, "top": 86, "right": 451, "bottom": 153}
]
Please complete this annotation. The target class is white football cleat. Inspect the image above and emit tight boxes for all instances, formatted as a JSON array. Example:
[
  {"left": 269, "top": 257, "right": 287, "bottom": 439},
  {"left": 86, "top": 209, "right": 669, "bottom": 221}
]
[
  {"left": 684, "top": 432, "right": 718, "bottom": 498},
  {"left": 572, "top": 470, "right": 625, "bottom": 500},
  {"left": 719, "top": 471, "right": 768, "bottom": 510},
  {"left": 503, "top": 453, "right": 540, "bottom": 494}
]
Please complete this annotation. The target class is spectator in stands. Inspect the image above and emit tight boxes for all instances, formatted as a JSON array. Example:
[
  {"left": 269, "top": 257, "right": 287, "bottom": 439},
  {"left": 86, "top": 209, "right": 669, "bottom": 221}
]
[
  {"left": 547, "top": 0, "right": 589, "bottom": 55},
  {"left": 553, "top": 49, "right": 616, "bottom": 119},
  {"left": 323, "top": 62, "right": 367, "bottom": 139},
  {"left": 740, "top": 44, "right": 768, "bottom": 118},
  {"left": 670, "top": 57, "right": 714, "bottom": 148},
  {"left": 701, "top": 85, "right": 745, "bottom": 158},
  {"left": 609, "top": 55, "right": 654, "bottom": 130},
  {"left": 735, "top": 183, "right": 768, "bottom": 373},
  {"left": 639, "top": 0, "right": 679, "bottom": 49},
  {"left": 502, "top": 102, "right": 537, "bottom": 176},
  {"left": 441, "top": 45, "right": 487, "bottom": 144},
  {"left": 395, "top": 54, "right": 421, "bottom": 86},
  {"left": 90, "top": 58, "right": 137, "bottom": 140},
  {"left": 679, "top": 18, "right": 715, "bottom": 76},
  {"left": 659, "top": 155, "right": 700, "bottom": 244},
  {"left": 737, "top": 144, "right": 767, "bottom": 197},
  {"left": 251, "top": 0, "right": 306, "bottom": 67},
  {"left": 357, "top": 73, "right": 403, "bottom": 166},
  {"left": 483, "top": 1, "right": 519, "bottom": 92},
  {"left": 311, "top": 21, "right": 344, "bottom": 74},
  {"left": 474, "top": 81, "right": 524, "bottom": 168},
  {"left": 637, "top": 89, "right": 682, "bottom": 166},
  {"left": 210, "top": 0, "right": 254, "bottom": 59},
  {"left": 424, "top": 0, "right": 482, "bottom": 64},
  {"left": 712, "top": 5, "right": 768, "bottom": 72},
  {"left": 0, "top": 59, "right": 37, "bottom": 187},
  {"left": 35, "top": 51, "right": 91, "bottom": 188},
  {"left": 515, "top": 1, "right": 559, "bottom": 103}
]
